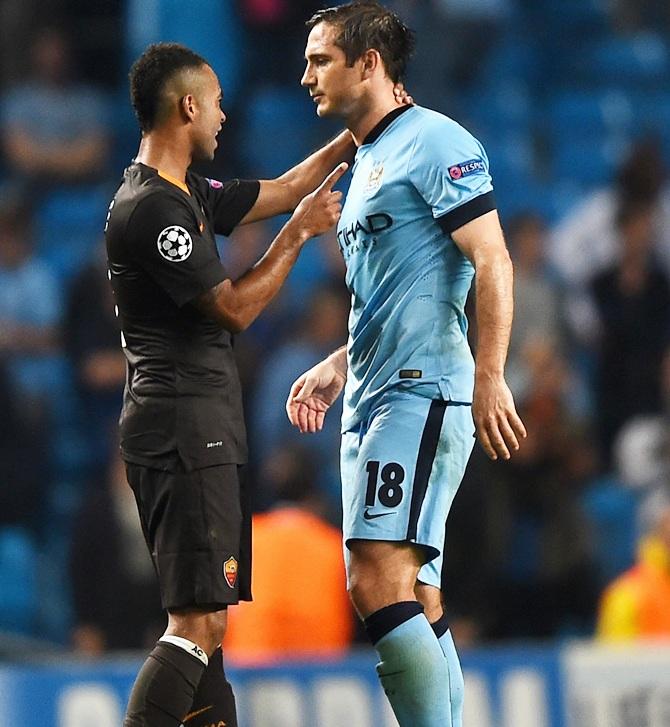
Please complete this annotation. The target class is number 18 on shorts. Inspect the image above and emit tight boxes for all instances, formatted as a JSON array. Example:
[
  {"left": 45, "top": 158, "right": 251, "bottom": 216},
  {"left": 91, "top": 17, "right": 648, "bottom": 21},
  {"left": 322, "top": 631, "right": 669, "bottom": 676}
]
[{"left": 340, "top": 392, "right": 475, "bottom": 588}]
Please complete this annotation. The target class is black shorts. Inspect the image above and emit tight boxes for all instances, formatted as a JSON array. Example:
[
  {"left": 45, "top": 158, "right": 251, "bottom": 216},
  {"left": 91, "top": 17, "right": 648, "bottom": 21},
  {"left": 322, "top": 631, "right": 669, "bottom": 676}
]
[{"left": 126, "top": 462, "right": 252, "bottom": 610}]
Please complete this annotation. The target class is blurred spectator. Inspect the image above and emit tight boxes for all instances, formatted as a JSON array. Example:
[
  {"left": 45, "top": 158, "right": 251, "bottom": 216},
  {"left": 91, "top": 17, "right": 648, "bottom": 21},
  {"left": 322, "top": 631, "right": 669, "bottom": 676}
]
[
  {"left": 0, "top": 360, "right": 47, "bottom": 533},
  {"left": 590, "top": 198, "right": 670, "bottom": 464},
  {"left": 64, "top": 249, "right": 124, "bottom": 464},
  {"left": 1, "top": 26, "right": 110, "bottom": 187},
  {"left": 444, "top": 419, "right": 600, "bottom": 643},
  {"left": 224, "top": 446, "right": 354, "bottom": 663},
  {"left": 614, "top": 346, "right": 670, "bottom": 490},
  {"left": 549, "top": 138, "right": 670, "bottom": 294},
  {"left": 389, "top": 0, "right": 512, "bottom": 109},
  {"left": 597, "top": 487, "right": 670, "bottom": 641},
  {"left": 250, "top": 280, "right": 349, "bottom": 513},
  {"left": 505, "top": 212, "right": 567, "bottom": 401},
  {"left": 476, "top": 401, "right": 598, "bottom": 640},
  {"left": 69, "top": 446, "right": 164, "bottom": 654},
  {"left": 0, "top": 191, "right": 62, "bottom": 399},
  {"left": 443, "top": 335, "right": 600, "bottom": 643}
]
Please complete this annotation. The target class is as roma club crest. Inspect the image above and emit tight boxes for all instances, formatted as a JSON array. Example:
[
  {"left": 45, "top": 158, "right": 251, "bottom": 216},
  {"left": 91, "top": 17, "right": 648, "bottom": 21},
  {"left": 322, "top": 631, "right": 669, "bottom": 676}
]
[{"left": 223, "top": 556, "right": 238, "bottom": 589}]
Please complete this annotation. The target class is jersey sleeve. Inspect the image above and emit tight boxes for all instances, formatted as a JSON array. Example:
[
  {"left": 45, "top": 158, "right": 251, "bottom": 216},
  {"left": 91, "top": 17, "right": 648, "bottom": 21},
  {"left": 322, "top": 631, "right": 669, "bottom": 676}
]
[
  {"left": 127, "top": 191, "right": 228, "bottom": 307},
  {"left": 194, "top": 176, "right": 260, "bottom": 236},
  {"left": 408, "top": 120, "right": 496, "bottom": 235}
]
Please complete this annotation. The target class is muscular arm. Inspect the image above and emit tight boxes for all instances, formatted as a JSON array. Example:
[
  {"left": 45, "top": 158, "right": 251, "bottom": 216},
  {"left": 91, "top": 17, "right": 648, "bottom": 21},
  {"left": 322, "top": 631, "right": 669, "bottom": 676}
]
[
  {"left": 195, "top": 222, "right": 309, "bottom": 333},
  {"left": 196, "top": 163, "right": 346, "bottom": 332},
  {"left": 452, "top": 210, "right": 526, "bottom": 459},
  {"left": 239, "top": 131, "right": 354, "bottom": 224},
  {"left": 453, "top": 211, "right": 513, "bottom": 378}
]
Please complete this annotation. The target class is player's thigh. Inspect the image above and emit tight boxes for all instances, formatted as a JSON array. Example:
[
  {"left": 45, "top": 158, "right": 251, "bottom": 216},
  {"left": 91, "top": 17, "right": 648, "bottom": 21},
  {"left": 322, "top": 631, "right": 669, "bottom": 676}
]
[
  {"left": 341, "top": 396, "right": 475, "bottom": 588},
  {"left": 126, "top": 462, "right": 251, "bottom": 610}
]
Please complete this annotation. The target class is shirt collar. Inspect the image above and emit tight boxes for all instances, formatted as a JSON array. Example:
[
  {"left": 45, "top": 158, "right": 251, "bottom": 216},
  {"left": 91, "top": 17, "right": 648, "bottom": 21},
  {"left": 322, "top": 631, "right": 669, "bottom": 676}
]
[{"left": 361, "top": 104, "right": 414, "bottom": 146}]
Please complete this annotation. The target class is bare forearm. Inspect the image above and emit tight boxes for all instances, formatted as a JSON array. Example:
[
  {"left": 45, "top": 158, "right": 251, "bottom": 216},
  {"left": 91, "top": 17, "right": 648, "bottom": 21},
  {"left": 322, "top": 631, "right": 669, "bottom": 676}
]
[
  {"left": 327, "top": 345, "right": 348, "bottom": 376},
  {"left": 197, "top": 222, "right": 308, "bottom": 332},
  {"left": 474, "top": 248, "right": 514, "bottom": 378}
]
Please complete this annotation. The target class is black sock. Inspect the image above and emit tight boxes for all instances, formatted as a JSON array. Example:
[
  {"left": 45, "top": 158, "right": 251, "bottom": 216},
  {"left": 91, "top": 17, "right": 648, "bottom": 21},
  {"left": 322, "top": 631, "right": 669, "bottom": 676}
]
[
  {"left": 363, "top": 601, "right": 424, "bottom": 646},
  {"left": 185, "top": 646, "right": 238, "bottom": 727},
  {"left": 123, "top": 641, "right": 206, "bottom": 727}
]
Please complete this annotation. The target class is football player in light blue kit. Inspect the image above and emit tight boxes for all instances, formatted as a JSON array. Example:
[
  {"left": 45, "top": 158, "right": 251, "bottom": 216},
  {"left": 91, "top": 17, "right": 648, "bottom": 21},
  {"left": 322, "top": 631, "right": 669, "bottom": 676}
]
[{"left": 286, "top": 3, "right": 526, "bottom": 725}]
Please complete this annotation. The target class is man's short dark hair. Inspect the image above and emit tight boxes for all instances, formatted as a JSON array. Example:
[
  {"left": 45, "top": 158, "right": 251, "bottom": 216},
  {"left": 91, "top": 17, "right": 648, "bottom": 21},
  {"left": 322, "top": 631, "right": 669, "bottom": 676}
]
[
  {"left": 129, "top": 43, "right": 208, "bottom": 133},
  {"left": 306, "top": 1, "right": 415, "bottom": 84}
]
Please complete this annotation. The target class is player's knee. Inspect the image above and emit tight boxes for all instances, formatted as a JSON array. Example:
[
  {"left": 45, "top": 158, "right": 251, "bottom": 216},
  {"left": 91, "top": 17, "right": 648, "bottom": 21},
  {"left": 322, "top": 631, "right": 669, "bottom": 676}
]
[
  {"left": 415, "top": 583, "right": 443, "bottom": 623},
  {"left": 167, "top": 608, "right": 227, "bottom": 655},
  {"left": 201, "top": 611, "right": 227, "bottom": 653},
  {"left": 348, "top": 568, "right": 409, "bottom": 618}
]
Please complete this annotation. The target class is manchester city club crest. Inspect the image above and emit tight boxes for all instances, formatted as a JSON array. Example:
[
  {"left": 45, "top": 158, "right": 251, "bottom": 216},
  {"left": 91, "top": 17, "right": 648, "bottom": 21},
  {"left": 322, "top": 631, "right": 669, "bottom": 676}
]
[{"left": 365, "top": 161, "right": 384, "bottom": 195}]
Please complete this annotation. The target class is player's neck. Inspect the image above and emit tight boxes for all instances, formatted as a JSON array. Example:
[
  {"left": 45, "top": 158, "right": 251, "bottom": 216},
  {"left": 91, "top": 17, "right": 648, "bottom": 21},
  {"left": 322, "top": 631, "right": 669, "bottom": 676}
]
[
  {"left": 135, "top": 133, "right": 191, "bottom": 183},
  {"left": 347, "top": 97, "right": 404, "bottom": 147}
]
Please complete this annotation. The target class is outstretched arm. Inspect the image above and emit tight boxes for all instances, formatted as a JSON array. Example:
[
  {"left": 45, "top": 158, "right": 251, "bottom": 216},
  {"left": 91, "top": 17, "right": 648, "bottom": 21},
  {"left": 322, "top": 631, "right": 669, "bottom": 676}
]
[
  {"left": 451, "top": 210, "right": 527, "bottom": 460},
  {"left": 286, "top": 345, "right": 347, "bottom": 433},
  {"left": 196, "top": 164, "right": 347, "bottom": 332},
  {"left": 240, "top": 132, "right": 355, "bottom": 224}
]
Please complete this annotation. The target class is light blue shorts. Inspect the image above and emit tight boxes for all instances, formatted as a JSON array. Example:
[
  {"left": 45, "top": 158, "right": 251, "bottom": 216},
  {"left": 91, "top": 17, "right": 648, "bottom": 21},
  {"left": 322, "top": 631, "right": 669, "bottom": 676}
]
[{"left": 340, "top": 391, "right": 475, "bottom": 588}]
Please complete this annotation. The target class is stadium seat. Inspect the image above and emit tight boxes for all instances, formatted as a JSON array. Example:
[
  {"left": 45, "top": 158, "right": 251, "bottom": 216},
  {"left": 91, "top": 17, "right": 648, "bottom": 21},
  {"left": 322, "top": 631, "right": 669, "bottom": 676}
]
[
  {"left": 550, "top": 131, "right": 628, "bottom": 187},
  {"left": 0, "top": 527, "right": 38, "bottom": 634},
  {"left": 546, "top": 90, "right": 636, "bottom": 137},
  {"left": 584, "top": 33, "right": 669, "bottom": 87},
  {"left": 464, "top": 80, "right": 535, "bottom": 136},
  {"left": 581, "top": 477, "right": 639, "bottom": 585},
  {"left": 34, "top": 186, "right": 111, "bottom": 282}
]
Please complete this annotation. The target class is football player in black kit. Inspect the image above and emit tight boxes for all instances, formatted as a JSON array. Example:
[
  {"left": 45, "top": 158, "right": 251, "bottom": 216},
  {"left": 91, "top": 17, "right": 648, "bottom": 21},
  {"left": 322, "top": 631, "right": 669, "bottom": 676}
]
[{"left": 105, "top": 42, "right": 350, "bottom": 727}]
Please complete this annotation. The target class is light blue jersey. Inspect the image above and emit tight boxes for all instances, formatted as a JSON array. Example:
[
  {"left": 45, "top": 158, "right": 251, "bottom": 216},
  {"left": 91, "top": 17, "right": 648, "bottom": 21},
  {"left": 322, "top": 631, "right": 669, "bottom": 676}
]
[{"left": 338, "top": 104, "right": 495, "bottom": 432}]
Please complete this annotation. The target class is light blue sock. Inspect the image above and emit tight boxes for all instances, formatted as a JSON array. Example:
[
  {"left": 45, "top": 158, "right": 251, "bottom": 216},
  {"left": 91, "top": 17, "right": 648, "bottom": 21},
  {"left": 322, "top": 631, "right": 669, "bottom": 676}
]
[
  {"left": 436, "top": 629, "right": 464, "bottom": 727},
  {"left": 372, "top": 612, "right": 452, "bottom": 726}
]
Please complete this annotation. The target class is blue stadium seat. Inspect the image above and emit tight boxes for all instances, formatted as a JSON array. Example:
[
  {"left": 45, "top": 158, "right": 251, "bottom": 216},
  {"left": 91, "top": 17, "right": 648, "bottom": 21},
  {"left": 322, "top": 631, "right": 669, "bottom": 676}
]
[
  {"left": 581, "top": 476, "right": 639, "bottom": 584},
  {"left": 477, "top": 37, "right": 543, "bottom": 90},
  {"left": 0, "top": 527, "right": 38, "bottom": 634},
  {"left": 551, "top": 132, "right": 629, "bottom": 187},
  {"left": 546, "top": 90, "right": 636, "bottom": 137},
  {"left": 464, "top": 80, "right": 536, "bottom": 136},
  {"left": 35, "top": 186, "right": 111, "bottom": 282},
  {"left": 585, "top": 33, "right": 669, "bottom": 87}
]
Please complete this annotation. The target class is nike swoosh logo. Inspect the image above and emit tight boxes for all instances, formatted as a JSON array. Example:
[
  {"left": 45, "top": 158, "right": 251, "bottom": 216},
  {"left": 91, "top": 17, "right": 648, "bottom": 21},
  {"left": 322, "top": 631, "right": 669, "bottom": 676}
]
[
  {"left": 364, "top": 508, "right": 395, "bottom": 520},
  {"left": 182, "top": 705, "right": 214, "bottom": 723}
]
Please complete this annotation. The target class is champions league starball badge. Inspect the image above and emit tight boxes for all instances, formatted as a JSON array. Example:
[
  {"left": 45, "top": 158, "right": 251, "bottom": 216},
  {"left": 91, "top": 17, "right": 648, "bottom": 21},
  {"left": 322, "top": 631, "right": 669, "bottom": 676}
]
[{"left": 157, "top": 225, "right": 193, "bottom": 262}]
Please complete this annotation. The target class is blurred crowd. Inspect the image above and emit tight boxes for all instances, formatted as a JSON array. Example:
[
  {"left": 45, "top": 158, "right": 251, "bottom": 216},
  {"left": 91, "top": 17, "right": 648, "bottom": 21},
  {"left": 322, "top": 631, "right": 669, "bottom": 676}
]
[{"left": 1, "top": 0, "right": 670, "bottom": 659}]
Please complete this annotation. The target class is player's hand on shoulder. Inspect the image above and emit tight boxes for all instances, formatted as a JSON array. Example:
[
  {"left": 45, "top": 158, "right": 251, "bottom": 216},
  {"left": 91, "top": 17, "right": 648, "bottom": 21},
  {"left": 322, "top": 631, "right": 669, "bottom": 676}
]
[
  {"left": 290, "top": 162, "right": 348, "bottom": 241},
  {"left": 286, "top": 358, "right": 346, "bottom": 434},
  {"left": 472, "top": 373, "right": 527, "bottom": 461},
  {"left": 393, "top": 82, "right": 413, "bottom": 106}
]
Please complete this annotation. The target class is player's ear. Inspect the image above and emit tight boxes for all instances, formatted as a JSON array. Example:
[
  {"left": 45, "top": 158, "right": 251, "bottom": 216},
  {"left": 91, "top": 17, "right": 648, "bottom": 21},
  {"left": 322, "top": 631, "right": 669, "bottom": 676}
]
[
  {"left": 180, "top": 94, "right": 197, "bottom": 122},
  {"left": 361, "top": 49, "right": 381, "bottom": 79}
]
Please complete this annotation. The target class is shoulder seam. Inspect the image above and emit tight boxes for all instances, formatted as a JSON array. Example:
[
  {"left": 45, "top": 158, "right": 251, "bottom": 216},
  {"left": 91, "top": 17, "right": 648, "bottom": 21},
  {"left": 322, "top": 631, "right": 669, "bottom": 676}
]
[{"left": 123, "top": 187, "right": 196, "bottom": 259}]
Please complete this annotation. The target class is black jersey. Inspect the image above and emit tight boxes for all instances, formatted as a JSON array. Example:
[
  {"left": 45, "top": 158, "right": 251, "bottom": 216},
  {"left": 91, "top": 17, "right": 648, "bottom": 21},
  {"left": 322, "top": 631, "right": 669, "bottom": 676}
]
[{"left": 105, "top": 162, "right": 260, "bottom": 471}]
